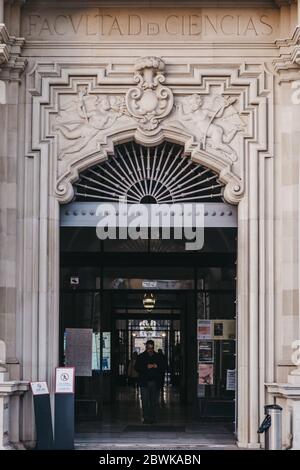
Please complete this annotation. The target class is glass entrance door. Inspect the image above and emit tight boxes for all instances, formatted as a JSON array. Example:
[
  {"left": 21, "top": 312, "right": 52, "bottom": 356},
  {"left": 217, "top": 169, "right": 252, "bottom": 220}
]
[
  {"left": 60, "top": 225, "right": 237, "bottom": 426},
  {"left": 196, "top": 271, "right": 236, "bottom": 420}
]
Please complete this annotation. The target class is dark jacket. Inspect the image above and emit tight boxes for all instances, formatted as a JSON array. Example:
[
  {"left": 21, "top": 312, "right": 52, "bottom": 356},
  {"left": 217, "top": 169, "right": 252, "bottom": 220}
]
[{"left": 134, "top": 350, "right": 164, "bottom": 387}]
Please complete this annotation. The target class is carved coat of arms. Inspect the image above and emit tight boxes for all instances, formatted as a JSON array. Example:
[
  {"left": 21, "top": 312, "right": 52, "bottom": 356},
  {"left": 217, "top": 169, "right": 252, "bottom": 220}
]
[{"left": 125, "top": 56, "right": 174, "bottom": 132}]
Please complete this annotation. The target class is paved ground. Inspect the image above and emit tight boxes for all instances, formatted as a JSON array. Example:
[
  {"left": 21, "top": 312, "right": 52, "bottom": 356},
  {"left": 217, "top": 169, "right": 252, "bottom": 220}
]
[{"left": 75, "top": 386, "right": 238, "bottom": 450}]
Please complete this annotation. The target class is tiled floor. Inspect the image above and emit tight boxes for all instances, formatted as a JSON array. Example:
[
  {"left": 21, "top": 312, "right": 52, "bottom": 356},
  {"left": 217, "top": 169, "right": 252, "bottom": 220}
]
[{"left": 75, "top": 386, "right": 238, "bottom": 450}]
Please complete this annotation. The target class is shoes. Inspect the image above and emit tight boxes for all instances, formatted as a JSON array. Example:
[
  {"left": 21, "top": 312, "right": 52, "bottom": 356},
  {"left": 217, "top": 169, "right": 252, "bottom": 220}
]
[{"left": 143, "top": 419, "right": 155, "bottom": 424}]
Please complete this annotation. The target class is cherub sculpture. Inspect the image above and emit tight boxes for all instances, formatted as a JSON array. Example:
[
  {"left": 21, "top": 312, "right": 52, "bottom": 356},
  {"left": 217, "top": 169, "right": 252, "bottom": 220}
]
[
  {"left": 54, "top": 88, "right": 127, "bottom": 159},
  {"left": 175, "top": 94, "right": 245, "bottom": 162}
]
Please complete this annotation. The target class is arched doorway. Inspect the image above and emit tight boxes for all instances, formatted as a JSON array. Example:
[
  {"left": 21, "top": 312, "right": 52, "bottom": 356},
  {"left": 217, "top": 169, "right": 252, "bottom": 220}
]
[
  {"left": 22, "top": 52, "right": 275, "bottom": 449},
  {"left": 59, "top": 140, "right": 237, "bottom": 446}
]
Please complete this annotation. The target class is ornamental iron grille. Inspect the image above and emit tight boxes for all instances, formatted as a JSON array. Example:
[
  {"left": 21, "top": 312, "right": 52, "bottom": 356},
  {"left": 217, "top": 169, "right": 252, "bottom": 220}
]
[{"left": 74, "top": 141, "right": 224, "bottom": 203}]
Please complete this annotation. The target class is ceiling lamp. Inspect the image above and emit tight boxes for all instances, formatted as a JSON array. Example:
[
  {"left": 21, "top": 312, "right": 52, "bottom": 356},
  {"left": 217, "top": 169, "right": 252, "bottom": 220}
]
[{"left": 143, "top": 292, "right": 156, "bottom": 312}]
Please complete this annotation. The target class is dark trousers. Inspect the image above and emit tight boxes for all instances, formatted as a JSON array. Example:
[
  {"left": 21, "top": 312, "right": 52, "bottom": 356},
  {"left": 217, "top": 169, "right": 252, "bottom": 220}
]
[{"left": 140, "top": 381, "right": 158, "bottom": 422}]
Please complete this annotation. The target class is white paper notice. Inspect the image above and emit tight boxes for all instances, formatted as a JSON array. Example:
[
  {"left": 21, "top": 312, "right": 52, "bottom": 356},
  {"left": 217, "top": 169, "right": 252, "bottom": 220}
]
[
  {"left": 65, "top": 328, "right": 93, "bottom": 376},
  {"left": 226, "top": 369, "right": 236, "bottom": 391},
  {"left": 30, "top": 382, "right": 49, "bottom": 395}
]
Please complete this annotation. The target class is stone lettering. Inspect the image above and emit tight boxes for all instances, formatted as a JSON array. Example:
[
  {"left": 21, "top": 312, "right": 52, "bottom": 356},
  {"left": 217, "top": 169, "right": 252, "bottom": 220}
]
[
  {"left": 40, "top": 18, "right": 53, "bottom": 35},
  {"left": 28, "top": 14, "right": 40, "bottom": 36},
  {"left": 204, "top": 15, "right": 218, "bottom": 35},
  {"left": 128, "top": 15, "right": 141, "bottom": 35},
  {"left": 220, "top": 15, "right": 234, "bottom": 35},
  {"left": 237, "top": 15, "right": 242, "bottom": 36},
  {"left": 86, "top": 15, "right": 97, "bottom": 36},
  {"left": 165, "top": 15, "right": 179, "bottom": 35},
  {"left": 188, "top": 15, "right": 201, "bottom": 36},
  {"left": 23, "top": 11, "right": 276, "bottom": 40},
  {"left": 109, "top": 17, "right": 123, "bottom": 35},
  {"left": 243, "top": 17, "right": 258, "bottom": 35},
  {"left": 97, "top": 15, "right": 112, "bottom": 35},
  {"left": 70, "top": 14, "right": 85, "bottom": 34},
  {"left": 53, "top": 15, "right": 68, "bottom": 35},
  {"left": 147, "top": 22, "right": 159, "bottom": 35},
  {"left": 260, "top": 14, "right": 273, "bottom": 35}
]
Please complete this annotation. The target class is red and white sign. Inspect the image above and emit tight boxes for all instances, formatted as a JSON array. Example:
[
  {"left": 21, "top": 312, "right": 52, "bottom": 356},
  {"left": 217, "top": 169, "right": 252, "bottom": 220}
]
[{"left": 55, "top": 367, "right": 75, "bottom": 394}]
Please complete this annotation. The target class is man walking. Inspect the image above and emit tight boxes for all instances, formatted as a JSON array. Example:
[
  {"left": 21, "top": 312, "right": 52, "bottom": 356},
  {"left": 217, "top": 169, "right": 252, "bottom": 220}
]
[{"left": 134, "top": 340, "right": 163, "bottom": 424}]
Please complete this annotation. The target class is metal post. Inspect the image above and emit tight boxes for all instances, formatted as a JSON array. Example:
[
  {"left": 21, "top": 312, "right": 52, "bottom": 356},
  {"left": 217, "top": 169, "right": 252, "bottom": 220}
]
[
  {"left": 258, "top": 404, "right": 282, "bottom": 450},
  {"left": 264, "top": 405, "right": 282, "bottom": 450}
]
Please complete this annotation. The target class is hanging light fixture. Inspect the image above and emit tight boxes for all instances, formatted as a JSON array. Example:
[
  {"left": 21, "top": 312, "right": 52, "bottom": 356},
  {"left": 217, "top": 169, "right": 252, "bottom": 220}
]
[{"left": 143, "top": 292, "right": 156, "bottom": 312}]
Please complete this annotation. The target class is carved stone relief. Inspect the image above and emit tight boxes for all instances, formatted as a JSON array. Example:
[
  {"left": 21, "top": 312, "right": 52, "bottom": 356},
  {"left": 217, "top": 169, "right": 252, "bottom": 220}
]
[
  {"left": 168, "top": 94, "right": 246, "bottom": 163},
  {"left": 125, "top": 56, "right": 174, "bottom": 132},
  {"left": 26, "top": 56, "right": 275, "bottom": 206},
  {"left": 51, "top": 56, "right": 247, "bottom": 168},
  {"left": 53, "top": 88, "right": 134, "bottom": 160}
]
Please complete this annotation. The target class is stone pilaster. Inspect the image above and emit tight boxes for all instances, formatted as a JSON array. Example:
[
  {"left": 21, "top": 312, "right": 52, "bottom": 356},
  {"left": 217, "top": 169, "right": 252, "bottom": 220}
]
[
  {"left": 0, "top": 0, "right": 26, "bottom": 362},
  {"left": 0, "top": 0, "right": 28, "bottom": 449},
  {"left": 267, "top": 15, "right": 300, "bottom": 448}
]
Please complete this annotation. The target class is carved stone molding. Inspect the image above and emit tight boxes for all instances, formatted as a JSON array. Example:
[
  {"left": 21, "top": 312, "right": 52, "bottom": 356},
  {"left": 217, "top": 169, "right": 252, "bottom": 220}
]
[
  {"left": 0, "top": 24, "right": 9, "bottom": 65},
  {"left": 273, "top": 26, "right": 300, "bottom": 73},
  {"left": 26, "top": 58, "right": 274, "bottom": 205},
  {"left": 273, "top": 0, "right": 296, "bottom": 5},
  {"left": 291, "top": 45, "right": 300, "bottom": 65},
  {"left": 0, "top": 22, "right": 26, "bottom": 77}
]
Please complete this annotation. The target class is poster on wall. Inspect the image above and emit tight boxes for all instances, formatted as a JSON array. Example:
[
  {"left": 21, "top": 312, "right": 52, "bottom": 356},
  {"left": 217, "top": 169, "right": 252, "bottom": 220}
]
[
  {"left": 65, "top": 328, "right": 93, "bottom": 376},
  {"left": 226, "top": 369, "right": 236, "bottom": 391},
  {"left": 197, "top": 320, "right": 212, "bottom": 340},
  {"left": 92, "top": 332, "right": 101, "bottom": 370},
  {"left": 198, "top": 363, "right": 214, "bottom": 385},
  {"left": 213, "top": 321, "right": 224, "bottom": 337},
  {"left": 212, "top": 320, "right": 235, "bottom": 340},
  {"left": 198, "top": 340, "right": 214, "bottom": 363},
  {"left": 102, "top": 332, "right": 111, "bottom": 371}
]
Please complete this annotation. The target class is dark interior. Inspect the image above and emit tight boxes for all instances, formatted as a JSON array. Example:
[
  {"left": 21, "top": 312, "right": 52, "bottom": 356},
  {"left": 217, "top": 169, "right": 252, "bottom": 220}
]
[{"left": 59, "top": 227, "right": 237, "bottom": 429}]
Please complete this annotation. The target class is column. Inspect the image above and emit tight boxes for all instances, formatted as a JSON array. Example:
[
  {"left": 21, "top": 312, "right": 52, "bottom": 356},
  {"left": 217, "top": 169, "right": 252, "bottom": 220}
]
[
  {"left": 0, "top": 1, "right": 4, "bottom": 24},
  {"left": 287, "top": 68, "right": 300, "bottom": 386},
  {"left": 0, "top": 2, "right": 28, "bottom": 445},
  {"left": 0, "top": 79, "right": 20, "bottom": 366},
  {"left": 287, "top": 157, "right": 300, "bottom": 384}
]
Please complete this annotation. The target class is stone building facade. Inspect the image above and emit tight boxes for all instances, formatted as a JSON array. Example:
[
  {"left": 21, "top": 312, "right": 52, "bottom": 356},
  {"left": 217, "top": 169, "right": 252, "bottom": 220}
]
[{"left": 1, "top": 0, "right": 300, "bottom": 449}]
